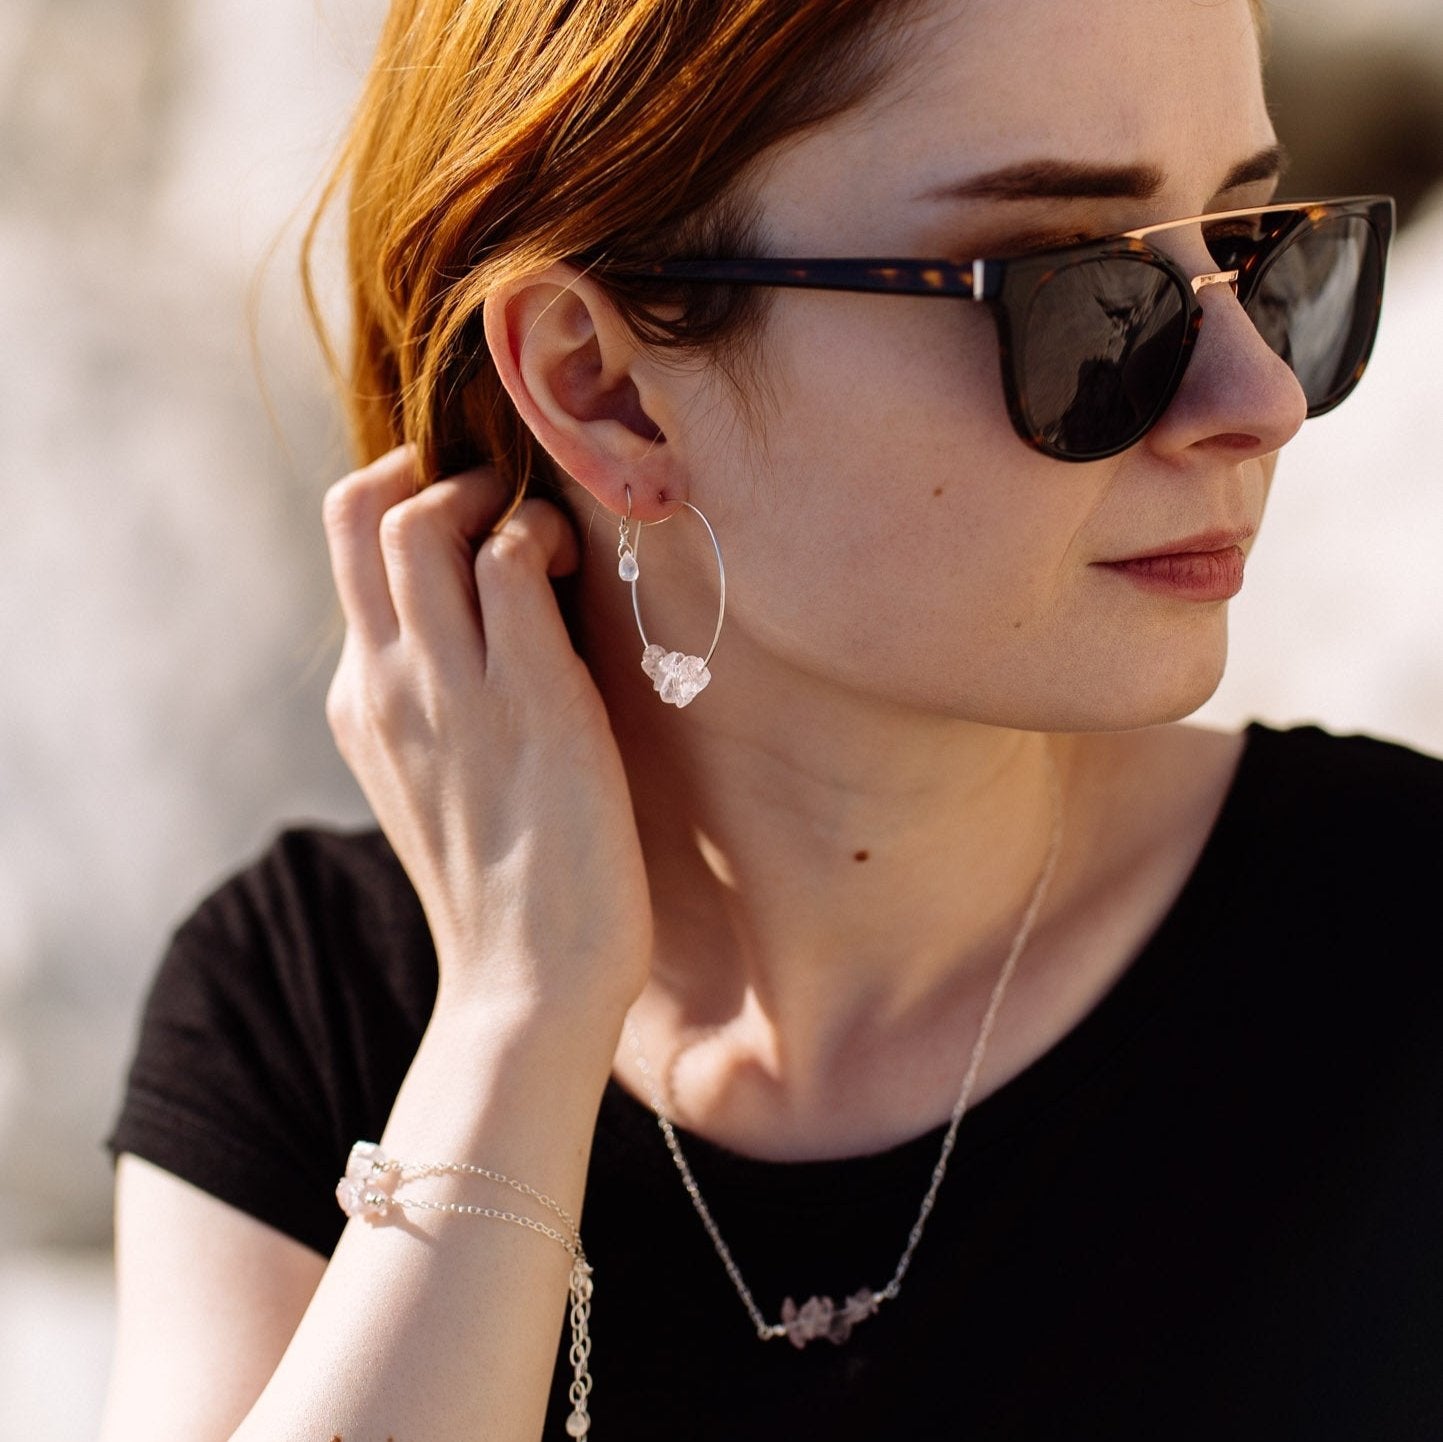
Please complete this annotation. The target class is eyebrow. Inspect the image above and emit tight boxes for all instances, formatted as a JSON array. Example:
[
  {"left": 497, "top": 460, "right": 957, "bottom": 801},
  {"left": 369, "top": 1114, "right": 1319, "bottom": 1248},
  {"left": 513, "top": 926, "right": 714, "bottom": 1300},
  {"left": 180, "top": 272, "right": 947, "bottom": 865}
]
[
  {"left": 919, "top": 143, "right": 1290, "bottom": 203},
  {"left": 1217, "top": 142, "right": 1291, "bottom": 191}
]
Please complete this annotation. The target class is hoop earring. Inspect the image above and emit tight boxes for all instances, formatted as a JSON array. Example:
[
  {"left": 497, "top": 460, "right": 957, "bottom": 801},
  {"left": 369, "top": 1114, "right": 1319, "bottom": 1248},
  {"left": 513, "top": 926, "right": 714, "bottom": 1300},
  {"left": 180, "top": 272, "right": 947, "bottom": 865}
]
[{"left": 616, "top": 485, "right": 726, "bottom": 708}]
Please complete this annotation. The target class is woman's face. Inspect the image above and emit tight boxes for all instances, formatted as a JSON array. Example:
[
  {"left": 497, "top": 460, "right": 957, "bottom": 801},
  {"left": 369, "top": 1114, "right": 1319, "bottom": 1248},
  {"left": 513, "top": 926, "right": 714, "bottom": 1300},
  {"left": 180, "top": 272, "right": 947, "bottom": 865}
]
[{"left": 650, "top": 0, "right": 1306, "bottom": 731}]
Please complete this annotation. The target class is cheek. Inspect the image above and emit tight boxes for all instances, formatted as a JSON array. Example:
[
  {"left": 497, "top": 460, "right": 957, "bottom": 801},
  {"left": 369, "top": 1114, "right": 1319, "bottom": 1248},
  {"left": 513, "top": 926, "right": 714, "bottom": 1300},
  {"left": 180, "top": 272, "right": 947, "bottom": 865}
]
[
  {"left": 717, "top": 297, "right": 1107, "bottom": 682},
  {"left": 758, "top": 293, "right": 1088, "bottom": 583},
  {"left": 765, "top": 290, "right": 1009, "bottom": 464}
]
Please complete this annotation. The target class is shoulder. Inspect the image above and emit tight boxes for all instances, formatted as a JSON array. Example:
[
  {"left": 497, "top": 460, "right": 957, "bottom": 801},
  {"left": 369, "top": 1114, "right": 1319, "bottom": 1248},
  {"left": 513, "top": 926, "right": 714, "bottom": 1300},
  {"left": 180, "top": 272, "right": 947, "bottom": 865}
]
[
  {"left": 1219, "top": 726, "right": 1443, "bottom": 1132},
  {"left": 1236, "top": 722, "right": 1443, "bottom": 852},
  {"left": 183, "top": 824, "right": 420, "bottom": 945},
  {"left": 166, "top": 822, "right": 438, "bottom": 1054},
  {"left": 110, "top": 825, "right": 435, "bottom": 1256},
  {"left": 1209, "top": 724, "right": 1443, "bottom": 982},
  {"left": 1085, "top": 721, "right": 1442, "bottom": 970},
  {"left": 171, "top": 823, "right": 425, "bottom": 978}
]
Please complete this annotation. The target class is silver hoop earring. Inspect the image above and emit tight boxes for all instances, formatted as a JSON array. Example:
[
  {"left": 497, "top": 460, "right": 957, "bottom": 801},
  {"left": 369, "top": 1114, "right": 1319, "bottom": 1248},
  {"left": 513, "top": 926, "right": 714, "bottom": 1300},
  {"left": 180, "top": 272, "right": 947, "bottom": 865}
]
[{"left": 616, "top": 485, "right": 726, "bottom": 708}]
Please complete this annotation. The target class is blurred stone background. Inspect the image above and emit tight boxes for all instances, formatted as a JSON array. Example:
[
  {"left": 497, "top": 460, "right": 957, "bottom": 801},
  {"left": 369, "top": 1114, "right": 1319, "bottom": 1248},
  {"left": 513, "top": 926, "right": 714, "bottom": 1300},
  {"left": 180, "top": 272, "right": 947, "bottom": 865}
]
[{"left": 1, "top": 2, "right": 1440, "bottom": 1437}]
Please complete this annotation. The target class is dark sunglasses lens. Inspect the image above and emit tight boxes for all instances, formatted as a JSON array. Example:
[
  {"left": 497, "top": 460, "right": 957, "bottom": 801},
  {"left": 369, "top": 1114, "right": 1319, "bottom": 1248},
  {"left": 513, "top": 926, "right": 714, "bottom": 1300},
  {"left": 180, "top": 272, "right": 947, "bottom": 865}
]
[
  {"left": 1243, "top": 214, "right": 1382, "bottom": 414},
  {"left": 1020, "top": 257, "right": 1191, "bottom": 459}
]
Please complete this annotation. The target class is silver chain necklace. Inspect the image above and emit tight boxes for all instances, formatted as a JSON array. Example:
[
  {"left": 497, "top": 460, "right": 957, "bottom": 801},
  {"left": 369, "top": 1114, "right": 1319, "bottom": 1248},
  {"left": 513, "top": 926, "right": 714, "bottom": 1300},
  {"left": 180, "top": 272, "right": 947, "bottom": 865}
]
[{"left": 622, "top": 749, "right": 1064, "bottom": 1349}]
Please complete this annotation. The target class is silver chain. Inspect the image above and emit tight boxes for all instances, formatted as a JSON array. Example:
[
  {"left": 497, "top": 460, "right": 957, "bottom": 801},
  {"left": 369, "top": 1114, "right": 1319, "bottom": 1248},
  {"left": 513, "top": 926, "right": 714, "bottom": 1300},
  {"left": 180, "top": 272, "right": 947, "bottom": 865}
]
[
  {"left": 379, "top": 1193, "right": 582, "bottom": 1255},
  {"left": 376, "top": 1154, "right": 582, "bottom": 1247},
  {"left": 623, "top": 745, "right": 1064, "bottom": 1345},
  {"left": 342, "top": 1145, "right": 595, "bottom": 1437}
]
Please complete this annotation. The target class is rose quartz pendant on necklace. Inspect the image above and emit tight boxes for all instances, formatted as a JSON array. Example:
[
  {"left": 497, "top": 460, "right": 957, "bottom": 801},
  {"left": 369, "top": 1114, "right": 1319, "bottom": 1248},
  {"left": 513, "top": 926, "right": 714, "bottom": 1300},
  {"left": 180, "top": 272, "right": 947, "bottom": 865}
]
[{"left": 780, "top": 1289, "right": 880, "bottom": 1348}]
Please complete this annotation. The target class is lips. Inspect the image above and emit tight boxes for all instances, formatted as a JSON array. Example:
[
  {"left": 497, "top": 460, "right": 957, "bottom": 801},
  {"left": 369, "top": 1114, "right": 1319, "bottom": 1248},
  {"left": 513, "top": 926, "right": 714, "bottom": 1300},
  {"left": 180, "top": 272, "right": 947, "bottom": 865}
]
[
  {"left": 1096, "top": 529, "right": 1253, "bottom": 602},
  {"left": 1106, "top": 528, "right": 1255, "bottom": 563}
]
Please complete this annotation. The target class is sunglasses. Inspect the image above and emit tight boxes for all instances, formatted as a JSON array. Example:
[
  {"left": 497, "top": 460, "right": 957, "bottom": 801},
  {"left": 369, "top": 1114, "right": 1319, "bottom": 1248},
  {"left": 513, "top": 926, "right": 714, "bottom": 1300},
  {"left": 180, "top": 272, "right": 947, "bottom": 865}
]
[{"left": 597, "top": 195, "right": 1395, "bottom": 462}]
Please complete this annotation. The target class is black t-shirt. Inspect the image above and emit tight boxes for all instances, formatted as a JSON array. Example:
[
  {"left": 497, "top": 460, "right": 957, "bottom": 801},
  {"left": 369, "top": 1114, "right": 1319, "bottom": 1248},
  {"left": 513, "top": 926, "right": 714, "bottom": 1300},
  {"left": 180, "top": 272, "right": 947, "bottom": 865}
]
[{"left": 107, "top": 723, "right": 1443, "bottom": 1440}]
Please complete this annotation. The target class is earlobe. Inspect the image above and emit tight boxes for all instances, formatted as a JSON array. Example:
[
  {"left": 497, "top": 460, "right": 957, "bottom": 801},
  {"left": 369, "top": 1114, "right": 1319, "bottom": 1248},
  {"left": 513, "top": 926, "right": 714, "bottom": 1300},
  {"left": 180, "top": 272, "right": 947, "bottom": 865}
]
[{"left": 482, "top": 265, "right": 676, "bottom": 513}]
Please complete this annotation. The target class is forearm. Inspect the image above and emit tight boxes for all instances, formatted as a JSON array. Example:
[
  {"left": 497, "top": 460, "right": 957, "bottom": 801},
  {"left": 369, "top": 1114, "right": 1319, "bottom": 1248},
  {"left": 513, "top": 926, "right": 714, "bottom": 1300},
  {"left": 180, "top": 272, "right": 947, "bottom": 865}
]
[{"left": 231, "top": 994, "right": 620, "bottom": 1442}]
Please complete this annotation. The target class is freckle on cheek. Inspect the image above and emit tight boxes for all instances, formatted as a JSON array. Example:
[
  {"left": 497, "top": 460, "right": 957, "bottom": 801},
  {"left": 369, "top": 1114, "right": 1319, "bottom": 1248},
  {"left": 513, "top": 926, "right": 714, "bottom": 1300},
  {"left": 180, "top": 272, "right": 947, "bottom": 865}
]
[
  {"left": 933, "top": 487, "right": 944, "bottom": 497},
  {"left": 854, "top": 850, "right": 870, "bottom": 862}
]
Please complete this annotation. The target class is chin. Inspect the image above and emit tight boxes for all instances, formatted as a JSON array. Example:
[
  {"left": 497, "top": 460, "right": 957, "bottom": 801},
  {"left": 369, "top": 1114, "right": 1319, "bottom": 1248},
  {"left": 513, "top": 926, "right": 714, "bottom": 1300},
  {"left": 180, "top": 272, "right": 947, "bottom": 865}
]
[
  {"left": 1057, "top": 641, "right": 1230, "bottom": 732},
  {"left": 969, "top": 616, "right": 1232, "bottom": 734},
  {"left": 846, "top": 610, "right": 1233, "bottom": 732},
  {"left": 930, "top": 668, "right": 1227, "bottom": 735}
]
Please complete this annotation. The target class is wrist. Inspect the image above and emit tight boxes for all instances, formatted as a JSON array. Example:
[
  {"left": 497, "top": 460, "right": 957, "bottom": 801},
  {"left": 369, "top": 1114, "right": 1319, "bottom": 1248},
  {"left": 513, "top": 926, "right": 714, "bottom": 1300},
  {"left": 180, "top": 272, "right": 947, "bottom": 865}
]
[{"left": 428, "top": 976, "right": 630, "bottom": 1079}]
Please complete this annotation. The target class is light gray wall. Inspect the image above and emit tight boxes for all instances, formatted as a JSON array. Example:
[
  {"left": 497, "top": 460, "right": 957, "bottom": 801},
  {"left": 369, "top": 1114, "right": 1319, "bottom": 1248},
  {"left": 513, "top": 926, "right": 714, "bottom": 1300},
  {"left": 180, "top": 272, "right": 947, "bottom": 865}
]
[{"left": 2, "top": 0, "right": 385, "bottom": 1250}]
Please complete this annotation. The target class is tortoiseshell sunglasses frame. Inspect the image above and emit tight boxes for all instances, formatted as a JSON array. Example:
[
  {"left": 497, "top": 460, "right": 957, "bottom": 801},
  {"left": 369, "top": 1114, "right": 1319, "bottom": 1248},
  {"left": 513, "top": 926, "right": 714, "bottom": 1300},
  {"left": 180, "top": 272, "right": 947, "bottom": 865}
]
[{"left": 588, "top": 195, "right": 1395, "bottom": 462}]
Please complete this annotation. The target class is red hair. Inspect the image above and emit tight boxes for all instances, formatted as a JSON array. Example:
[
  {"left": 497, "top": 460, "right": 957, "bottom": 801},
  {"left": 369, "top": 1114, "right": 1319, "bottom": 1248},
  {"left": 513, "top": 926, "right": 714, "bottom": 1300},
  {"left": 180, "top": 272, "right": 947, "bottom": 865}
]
[{"left": 303, "top": 0, "right": 921, "bottom": 516}]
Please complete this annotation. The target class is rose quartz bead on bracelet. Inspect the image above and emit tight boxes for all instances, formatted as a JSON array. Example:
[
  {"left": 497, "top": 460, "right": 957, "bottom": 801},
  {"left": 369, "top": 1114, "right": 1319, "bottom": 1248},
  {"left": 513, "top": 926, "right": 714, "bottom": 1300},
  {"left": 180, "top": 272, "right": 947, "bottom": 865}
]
[{"left": 335, "top": 1140, "right": 396, "bottom": 1219}]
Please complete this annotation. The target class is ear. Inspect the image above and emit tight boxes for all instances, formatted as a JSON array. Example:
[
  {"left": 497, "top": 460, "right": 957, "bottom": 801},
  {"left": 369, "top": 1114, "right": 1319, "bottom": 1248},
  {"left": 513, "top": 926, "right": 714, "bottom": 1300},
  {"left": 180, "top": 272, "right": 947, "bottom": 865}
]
[{"left": 483, "top": 264, "right": 683, "bottom": 521}]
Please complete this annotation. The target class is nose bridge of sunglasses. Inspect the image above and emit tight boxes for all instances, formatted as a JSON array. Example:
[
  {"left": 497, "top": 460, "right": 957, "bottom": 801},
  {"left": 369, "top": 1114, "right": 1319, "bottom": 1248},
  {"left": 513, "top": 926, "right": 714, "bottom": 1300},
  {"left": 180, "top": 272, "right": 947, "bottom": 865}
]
[
  {"left": 1190, "top": 269, "right": 1240, "bottom": 296},
  {"left": 1137, "top": 219, "right": 1224, "bottom": 289}
]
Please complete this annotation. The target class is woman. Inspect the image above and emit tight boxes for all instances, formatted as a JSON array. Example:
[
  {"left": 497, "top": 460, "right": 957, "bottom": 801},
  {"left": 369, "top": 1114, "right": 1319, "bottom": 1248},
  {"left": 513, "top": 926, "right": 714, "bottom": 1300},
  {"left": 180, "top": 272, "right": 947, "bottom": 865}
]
[{"left": 101, "top": 0, "right": 1441, "bottom": 1438}]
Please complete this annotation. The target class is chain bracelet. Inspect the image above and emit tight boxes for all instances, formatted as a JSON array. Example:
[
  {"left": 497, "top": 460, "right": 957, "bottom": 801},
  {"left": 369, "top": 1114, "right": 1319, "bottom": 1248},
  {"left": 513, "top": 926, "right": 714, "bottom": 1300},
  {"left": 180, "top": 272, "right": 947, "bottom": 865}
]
[
  {"left": 376, "top": 1154, "right": 580, "bottom": 1244},
  {"left": 567, "top": 1257, "right": 595, "bottom": 1438},
  {"left": 383, "top": 1194, "right": 581, "bottom": 1256},
  {"left": 336, "top": 1141, "right": 594, "bottom": 1438}
]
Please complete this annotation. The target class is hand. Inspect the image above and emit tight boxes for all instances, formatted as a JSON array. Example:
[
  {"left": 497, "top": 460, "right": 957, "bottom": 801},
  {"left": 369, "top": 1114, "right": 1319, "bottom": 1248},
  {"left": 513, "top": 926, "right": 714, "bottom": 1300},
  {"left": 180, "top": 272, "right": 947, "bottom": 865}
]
[{"left": 322, "top": 446, "right": 654, "bottom": 1029}]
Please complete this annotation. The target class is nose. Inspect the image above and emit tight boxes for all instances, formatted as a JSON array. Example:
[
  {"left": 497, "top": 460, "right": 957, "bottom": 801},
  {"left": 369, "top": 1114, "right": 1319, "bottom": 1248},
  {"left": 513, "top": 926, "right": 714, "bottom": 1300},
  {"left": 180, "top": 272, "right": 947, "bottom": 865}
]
[{"left": 1145, "top": 276, "right": 1309, "bottom": 462}]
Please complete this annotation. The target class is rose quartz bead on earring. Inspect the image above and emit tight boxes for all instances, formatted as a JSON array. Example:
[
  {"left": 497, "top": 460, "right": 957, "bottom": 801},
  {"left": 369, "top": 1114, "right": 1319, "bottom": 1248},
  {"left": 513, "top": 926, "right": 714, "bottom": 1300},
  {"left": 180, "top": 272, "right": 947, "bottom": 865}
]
[
  {"left": 618, "top": 492, "right": 726, "bottom": 709},
  {"left": 335, "top": 1140, "right": 397, "bottom": 1220},
  {"left": 640, "top": 645, "right": 711, "bottom": 707}
]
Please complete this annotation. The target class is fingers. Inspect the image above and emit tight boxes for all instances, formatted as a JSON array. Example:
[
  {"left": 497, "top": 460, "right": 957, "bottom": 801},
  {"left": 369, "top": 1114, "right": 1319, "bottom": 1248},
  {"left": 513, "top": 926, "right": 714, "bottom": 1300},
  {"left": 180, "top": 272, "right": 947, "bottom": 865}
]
[
  {"left": 324, "top": 444, "right": 586, "bottom": 691},
  {"left": 322, "top": 446, "right": 420, "bottom": 647},
  {"left": 324, "top": 444, "right": 516, "bottom": 651},
  {"left": 473, "top": 500, "right": 586, "bottom": 682},
  {"left": 379, "top": 470, "right": 514, "bottom": 644}
]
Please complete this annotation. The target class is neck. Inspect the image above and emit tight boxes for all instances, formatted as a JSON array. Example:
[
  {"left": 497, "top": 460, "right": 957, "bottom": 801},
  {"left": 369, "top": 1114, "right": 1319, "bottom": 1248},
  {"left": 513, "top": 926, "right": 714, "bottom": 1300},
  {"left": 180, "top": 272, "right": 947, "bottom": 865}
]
[{"left": 573, "top": 540, "right": 1074, "bottom": 1094}]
